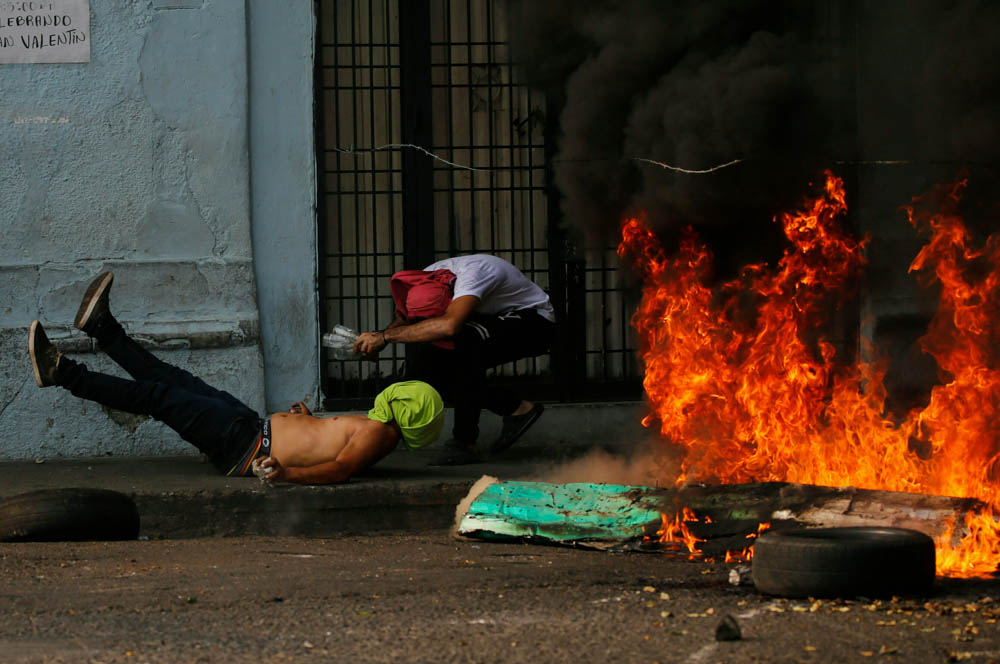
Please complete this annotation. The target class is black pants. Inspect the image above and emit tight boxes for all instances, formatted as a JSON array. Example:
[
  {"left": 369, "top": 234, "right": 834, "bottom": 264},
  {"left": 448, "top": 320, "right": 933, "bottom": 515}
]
[
  {"left": 408, "top": 308, "right": 555, "bottom": 445},
  {"left": 57, "top": 318, "right": 262, "bottom": 474}
]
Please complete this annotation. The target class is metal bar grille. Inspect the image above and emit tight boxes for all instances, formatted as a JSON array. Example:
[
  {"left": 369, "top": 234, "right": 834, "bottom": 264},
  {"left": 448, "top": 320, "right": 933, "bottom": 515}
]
[
  {"left": 318, "top": 0, "right": 405, "bottom": 407},
  {"left": 427, "top": 0, "right": 551, "bottom": 386}
]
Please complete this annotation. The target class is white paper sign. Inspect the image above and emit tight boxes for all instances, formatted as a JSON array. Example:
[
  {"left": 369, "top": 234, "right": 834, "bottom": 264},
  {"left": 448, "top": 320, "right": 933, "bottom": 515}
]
[{"left": 0, "top": 0, "right": 90, "bottom": 64}]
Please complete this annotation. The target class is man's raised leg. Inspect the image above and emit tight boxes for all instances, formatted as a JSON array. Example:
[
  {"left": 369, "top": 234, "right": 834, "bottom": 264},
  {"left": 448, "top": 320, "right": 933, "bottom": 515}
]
[
  {"left": 74, "top": 271, "right": 248, "bottom": 410},
  {"left": 29, "top": 320, "right": 260, "bottom": 473}
]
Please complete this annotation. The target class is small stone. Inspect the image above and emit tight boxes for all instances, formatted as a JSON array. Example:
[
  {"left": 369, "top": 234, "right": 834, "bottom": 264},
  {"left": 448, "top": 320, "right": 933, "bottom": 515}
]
[
  {"left": 715, "top": 614, "right": 741, "bottom": 642},
  {"left": 728, "top": 564, "right": 752, "bottom": 586}
]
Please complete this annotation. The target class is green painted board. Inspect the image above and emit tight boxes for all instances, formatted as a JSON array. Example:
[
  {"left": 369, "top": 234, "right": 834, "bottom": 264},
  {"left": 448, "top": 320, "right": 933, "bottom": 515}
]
[{"left": 457, "top": 481, "right": 667, "bottom": 543}]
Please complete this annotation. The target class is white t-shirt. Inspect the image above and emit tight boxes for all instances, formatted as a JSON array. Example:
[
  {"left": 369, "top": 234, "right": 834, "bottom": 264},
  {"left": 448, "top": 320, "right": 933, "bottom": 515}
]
[{"left": 424, "top": 254, "right": 555, "bottom": 322}]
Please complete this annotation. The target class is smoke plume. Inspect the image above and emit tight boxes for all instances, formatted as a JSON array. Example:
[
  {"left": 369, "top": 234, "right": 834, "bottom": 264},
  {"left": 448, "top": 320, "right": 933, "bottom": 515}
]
[{"left": 508, "top": 0, "right": 1000, "bottom": 266}]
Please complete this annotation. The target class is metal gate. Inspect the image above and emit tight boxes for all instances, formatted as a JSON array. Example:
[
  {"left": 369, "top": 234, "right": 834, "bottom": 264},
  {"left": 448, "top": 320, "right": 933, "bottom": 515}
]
[{"left": 316, "top": 0, "right": 641, "bottom": 409}]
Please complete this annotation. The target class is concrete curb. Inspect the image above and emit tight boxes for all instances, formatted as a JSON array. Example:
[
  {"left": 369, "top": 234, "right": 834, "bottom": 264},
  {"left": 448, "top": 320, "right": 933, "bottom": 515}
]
[
  {"left": 133, "top": 481, "right": 473, "bottom": 539},
  {"left": 0, "top": 452, "right": 556, "bottom": 539}
]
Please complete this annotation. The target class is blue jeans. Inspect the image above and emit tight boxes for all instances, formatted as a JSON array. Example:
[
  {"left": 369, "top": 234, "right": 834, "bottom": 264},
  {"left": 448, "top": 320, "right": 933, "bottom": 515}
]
[{"left": 57, "top": 318, "right": 262, "bottom": 474}]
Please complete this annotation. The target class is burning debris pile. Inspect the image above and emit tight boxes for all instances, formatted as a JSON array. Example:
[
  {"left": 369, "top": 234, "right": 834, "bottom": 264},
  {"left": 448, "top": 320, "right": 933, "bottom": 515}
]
[
  {"left": 497, "top": 0, "right": 1000, "bottom": 580},
  {"left": 617, "top": 172, "right": 1000, "bottom": 578},
  {"left": 457, "top": 476, "right": 980, "bottom": 563},
  {"left": 459, "top": 172, "right": 1000, "bottom": 582}
]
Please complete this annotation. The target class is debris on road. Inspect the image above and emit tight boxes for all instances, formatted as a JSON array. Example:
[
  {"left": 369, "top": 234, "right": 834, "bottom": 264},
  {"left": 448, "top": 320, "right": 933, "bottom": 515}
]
[
  {"left": 715, "top": 614, "right": 741, "bottom": 641},
  {"left": 728, "top": 564, "right": 752, "bottom": 586},
  {"left": 454, "top": 477, "right": 663, "bottom": 547},
  {"left": 751, "top": 527, "right": 935, "bottom": 599},
  {"left": 455, "top": 476, "right": 978, "bottom": 558}
]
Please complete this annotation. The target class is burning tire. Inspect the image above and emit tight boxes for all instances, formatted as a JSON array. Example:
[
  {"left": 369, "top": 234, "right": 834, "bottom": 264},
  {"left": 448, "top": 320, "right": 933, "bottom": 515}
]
[
  {"left": 751, "top": 527, "right": 935, "bottom": 599},
  {"left": 0, "top": 488, "right": 140, "bottom": 542}
]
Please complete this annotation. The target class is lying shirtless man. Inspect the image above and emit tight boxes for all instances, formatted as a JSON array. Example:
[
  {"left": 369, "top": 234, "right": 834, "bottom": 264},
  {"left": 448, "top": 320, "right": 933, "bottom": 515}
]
[{"left": 27, "top": 272, "right": 444, "bottom": 484}]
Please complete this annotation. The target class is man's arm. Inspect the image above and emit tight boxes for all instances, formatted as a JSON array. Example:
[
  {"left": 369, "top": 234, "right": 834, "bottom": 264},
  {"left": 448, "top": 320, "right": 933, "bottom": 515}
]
[
  {"left": 261, "top": 422, "right": 400, "bottom": 485},
  {"left": 384, "top": 315, "right": 407, "bottom": 331},
  {"left": 355, "top": 315, "right": 406, "bottom": 360},
  {"left": 354, "top": 295, "right": 479, "bottom": 354}
]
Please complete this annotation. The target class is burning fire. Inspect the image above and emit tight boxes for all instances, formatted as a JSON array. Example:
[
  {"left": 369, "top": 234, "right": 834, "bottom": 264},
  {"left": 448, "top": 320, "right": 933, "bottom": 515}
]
[
  {"left": 646, "top": 506, "right": 705, "bottom": 557},
  {"left": 646, "top": 508, "right": 771, "bottom": 562},
  {"left": 618, "top": 172, "right": 1000, "bottom": 577},
  {"left": 724, "top": 522, "right": 772, "bottom": 563}
]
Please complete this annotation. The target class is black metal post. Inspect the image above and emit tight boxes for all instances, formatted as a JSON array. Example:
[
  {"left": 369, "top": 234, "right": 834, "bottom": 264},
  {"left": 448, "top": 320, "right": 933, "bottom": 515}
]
[
  {"left": 544, "top": 91, "right": 587, "bottom": 401},
  {"left": 398, "top": 0, "right": 435, "bottom": 270}
]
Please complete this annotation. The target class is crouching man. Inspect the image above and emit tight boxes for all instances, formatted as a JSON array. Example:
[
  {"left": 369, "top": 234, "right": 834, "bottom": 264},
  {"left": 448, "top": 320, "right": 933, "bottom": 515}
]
[{"left": 28, "top": 271, "right": 444, "bottom": 484}]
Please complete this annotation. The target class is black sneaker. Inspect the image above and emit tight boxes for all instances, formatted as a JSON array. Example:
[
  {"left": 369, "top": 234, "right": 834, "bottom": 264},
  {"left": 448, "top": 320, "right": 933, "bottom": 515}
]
[
  {"left": 429, "top": 440, "right": 482, "bottom": 466},
  {"left": 490, "top": 403, "right": 545, "bottom": 454},
  {"left": 28, "top": 320, "right": 62, "bottom": 388},
  {"left": 74, "top": 271, "right": 114, "bottom": 335}
]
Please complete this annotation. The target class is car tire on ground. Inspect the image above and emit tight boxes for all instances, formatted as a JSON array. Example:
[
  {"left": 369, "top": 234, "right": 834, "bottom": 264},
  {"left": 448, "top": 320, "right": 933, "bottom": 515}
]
[
  {"left": 0, "top": 488, "right": 140, "bottom": 542},
  {"left": 751, "top": 526, "right": 935, "bottom": 599}
]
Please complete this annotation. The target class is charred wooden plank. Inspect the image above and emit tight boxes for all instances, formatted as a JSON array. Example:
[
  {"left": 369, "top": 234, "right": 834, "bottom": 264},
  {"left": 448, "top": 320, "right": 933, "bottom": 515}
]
[{"left": 676, "top": 482, "right": 983, "bottom": 542}]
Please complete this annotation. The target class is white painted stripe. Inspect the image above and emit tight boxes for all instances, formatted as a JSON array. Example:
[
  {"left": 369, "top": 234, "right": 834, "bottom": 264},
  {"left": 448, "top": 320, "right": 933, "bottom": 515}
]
[{"left": 686, "top": 644, "right": 718, "bottom": 663}]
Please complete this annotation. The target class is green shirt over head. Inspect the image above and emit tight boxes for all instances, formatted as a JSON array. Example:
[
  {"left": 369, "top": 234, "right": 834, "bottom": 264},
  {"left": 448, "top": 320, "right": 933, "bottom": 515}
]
[{"left": 368, "top": 380, "right": 445, "bottom": 450}]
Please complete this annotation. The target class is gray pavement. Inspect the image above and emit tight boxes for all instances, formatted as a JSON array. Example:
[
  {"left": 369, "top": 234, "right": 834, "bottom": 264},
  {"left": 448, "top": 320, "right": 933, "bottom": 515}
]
[
  {"left": 8, "top": 534, "right": 1000, "bottom": 664},
  {"left": 0, "top": 441, "right": 594, "bottom": 539}
]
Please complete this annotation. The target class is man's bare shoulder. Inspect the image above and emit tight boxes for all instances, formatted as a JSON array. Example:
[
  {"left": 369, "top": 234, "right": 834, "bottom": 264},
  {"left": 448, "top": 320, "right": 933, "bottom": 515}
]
[
  {"left": 318, "top": 413, "right": 374, "bottom": 424},
  {"left": 303, "top": 413, "right": 395, "bottom": 435},
  {"left": 327, "top": 413, "right": 396, "bottom": 434},
  {"left": 357, "top": 415, "right": 398, "bottom": 439},
  {"left": 270, "top": 412, "right": 369, "bottom": 424},
  {"left": 313, "top": 413, "right": 383, "bottom": 439}
]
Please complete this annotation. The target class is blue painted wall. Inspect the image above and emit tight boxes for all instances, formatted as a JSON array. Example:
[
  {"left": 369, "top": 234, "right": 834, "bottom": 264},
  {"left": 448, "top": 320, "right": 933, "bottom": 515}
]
[
  {"left": 1, "top": 0, "right": 281, "bottom": 460},
  {"left": 248, "top": 0, "right": 320, "bottom": 414}
]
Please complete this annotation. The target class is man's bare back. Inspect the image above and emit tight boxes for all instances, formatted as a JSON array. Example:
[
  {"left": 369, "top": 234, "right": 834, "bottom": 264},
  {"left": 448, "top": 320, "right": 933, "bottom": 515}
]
[
  {"left": 259, "top": 407, "right": 402, "bottom": 484},
  {"left": 270, "top": 412, "right": 369, "bottom": 466}
]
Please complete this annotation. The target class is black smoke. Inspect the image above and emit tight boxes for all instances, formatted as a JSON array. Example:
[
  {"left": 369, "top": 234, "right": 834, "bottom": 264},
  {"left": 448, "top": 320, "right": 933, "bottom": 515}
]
[{"left": 507, "top": 0, "right": 1000, "bottom": 270}]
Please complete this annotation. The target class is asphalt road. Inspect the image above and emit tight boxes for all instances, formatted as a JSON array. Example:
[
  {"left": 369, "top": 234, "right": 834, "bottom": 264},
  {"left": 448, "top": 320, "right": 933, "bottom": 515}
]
[{"left": 2, "top": 534, "right": 999, "bottom": 663}]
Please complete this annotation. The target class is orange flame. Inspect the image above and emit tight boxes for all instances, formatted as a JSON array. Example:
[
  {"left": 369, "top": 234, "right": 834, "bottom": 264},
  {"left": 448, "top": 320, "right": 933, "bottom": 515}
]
[
  {"left": 647, "top": 506, "right": 705, "bottom": 556},
  {"left": 725, "top": 522, "right": 773, "bottom": 563},
  {"left": 619, "top": 172, "right": 1000, "bottom": 577}
]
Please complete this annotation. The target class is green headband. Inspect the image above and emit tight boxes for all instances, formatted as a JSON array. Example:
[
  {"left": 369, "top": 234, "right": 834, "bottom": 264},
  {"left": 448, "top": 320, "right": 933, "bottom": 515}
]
[{"left": 368, "top": 380, "right": 445, "bottom": 450}]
